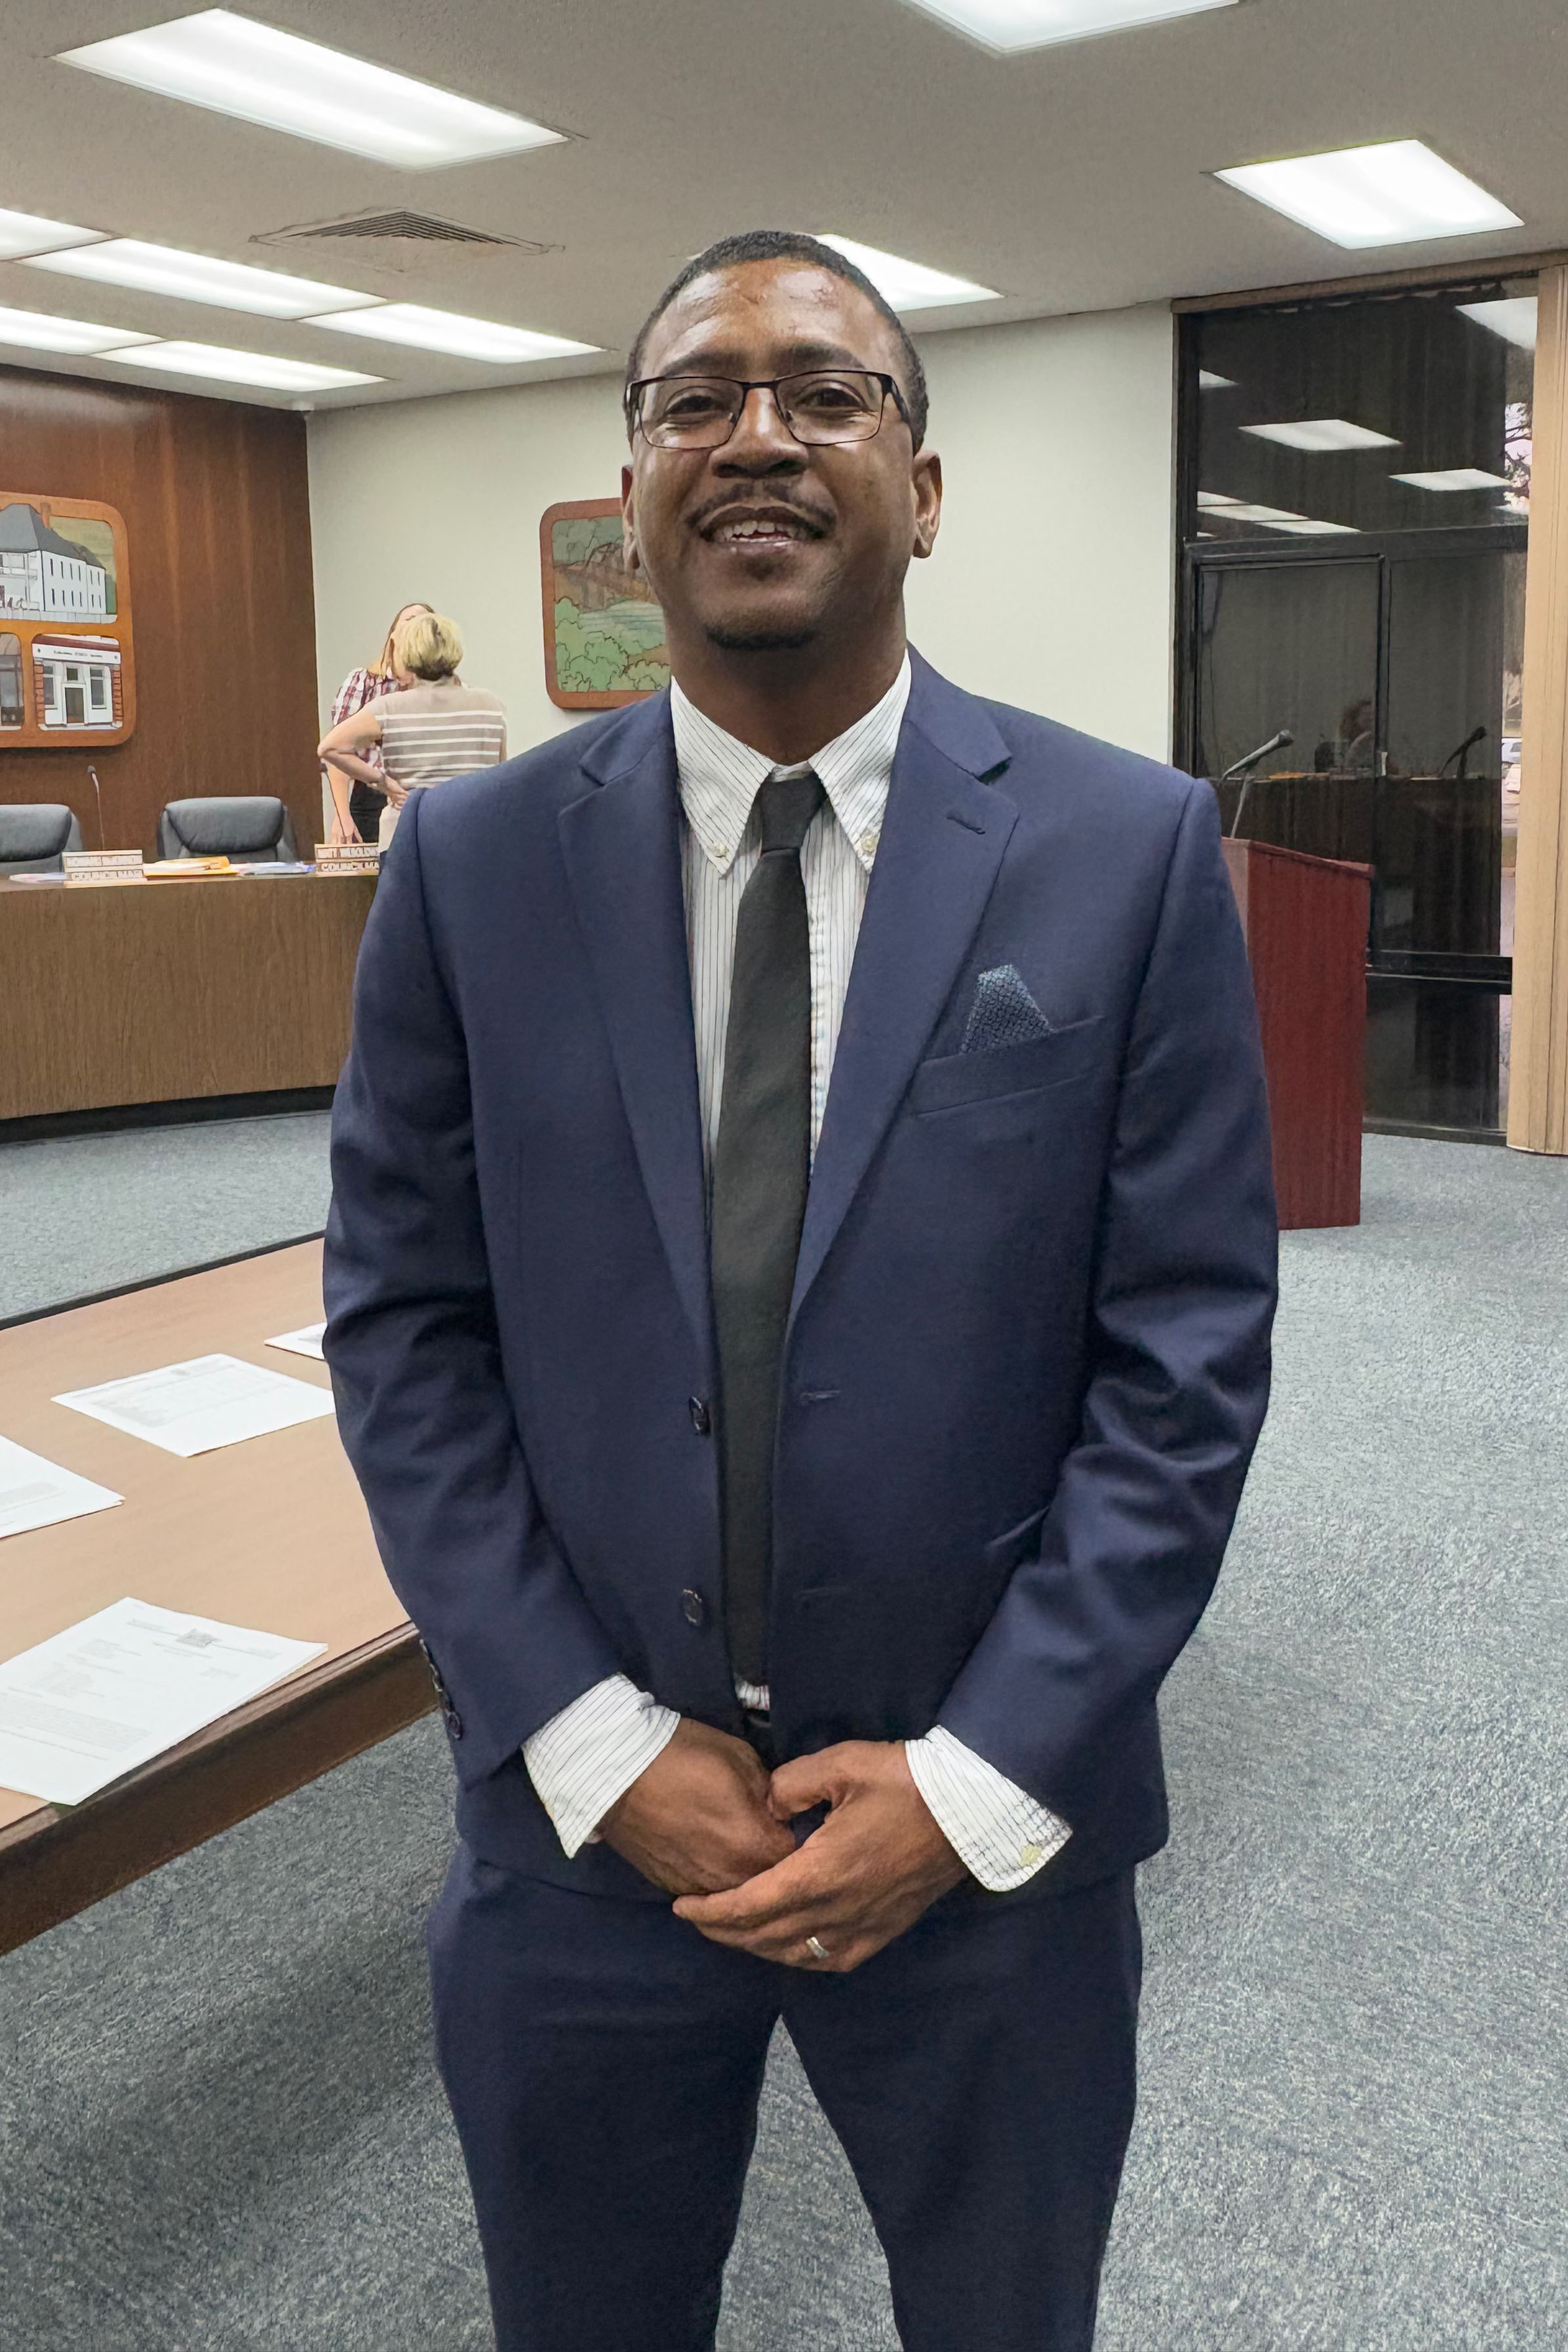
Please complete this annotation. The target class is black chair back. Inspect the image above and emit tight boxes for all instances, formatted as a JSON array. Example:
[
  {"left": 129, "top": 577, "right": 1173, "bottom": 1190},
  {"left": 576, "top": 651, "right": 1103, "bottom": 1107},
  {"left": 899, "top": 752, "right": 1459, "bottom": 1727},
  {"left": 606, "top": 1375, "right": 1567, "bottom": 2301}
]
[
  {"left": 157, "top": 797, "right": 296, "bottom": 861},
  {"left": 0, "top": 804, "right": 84, "bottom": 876}
]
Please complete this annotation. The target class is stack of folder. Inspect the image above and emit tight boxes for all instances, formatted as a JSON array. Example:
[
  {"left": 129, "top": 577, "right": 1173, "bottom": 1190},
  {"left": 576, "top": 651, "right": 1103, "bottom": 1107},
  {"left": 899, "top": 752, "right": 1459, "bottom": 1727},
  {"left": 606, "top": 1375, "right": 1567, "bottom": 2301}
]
[{"left": 142, "top": 856, "right": 238, "bottom": 881}]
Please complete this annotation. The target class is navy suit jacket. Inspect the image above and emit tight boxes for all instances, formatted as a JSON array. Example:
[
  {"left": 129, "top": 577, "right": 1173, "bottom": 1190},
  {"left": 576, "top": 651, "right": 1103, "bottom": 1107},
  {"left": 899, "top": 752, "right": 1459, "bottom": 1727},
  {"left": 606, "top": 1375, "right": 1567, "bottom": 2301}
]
[{"left": 324, "top": 652, "right": 1277, "bottom": 1902}]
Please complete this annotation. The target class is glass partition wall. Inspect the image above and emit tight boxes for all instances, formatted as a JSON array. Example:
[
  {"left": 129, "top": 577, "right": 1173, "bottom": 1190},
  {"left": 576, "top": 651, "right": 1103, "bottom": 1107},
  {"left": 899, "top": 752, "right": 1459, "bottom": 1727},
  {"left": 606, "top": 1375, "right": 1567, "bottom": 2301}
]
[{"left": 1177, "top": 279, "right": 1536, "bottom": 1137}]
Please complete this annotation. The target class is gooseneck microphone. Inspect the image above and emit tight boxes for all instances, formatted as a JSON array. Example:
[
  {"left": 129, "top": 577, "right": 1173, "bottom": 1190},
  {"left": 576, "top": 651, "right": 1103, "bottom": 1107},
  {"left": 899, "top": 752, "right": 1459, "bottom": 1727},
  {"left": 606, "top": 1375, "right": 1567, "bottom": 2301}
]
[
  {"left": 87, "top": 764, "right": 106, "bottom": 849},
  {"left": 1223, "top": 730, "right": 1293, "bottom": 838},
  {"left": 1221, "top": 729, "right": 1293, "bottom": 784},
  {"left": 1440, "top": 725, "right": 1487, "bottom": 779}
]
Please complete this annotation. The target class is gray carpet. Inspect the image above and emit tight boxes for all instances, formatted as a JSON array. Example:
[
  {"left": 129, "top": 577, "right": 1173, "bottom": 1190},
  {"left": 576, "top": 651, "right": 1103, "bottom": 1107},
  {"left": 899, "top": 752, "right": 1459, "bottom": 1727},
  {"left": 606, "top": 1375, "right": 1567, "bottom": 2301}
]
[
  {"left": 2, "top": 1127, "right": 1565, "bottom": 2348},
  {"left": 0, "top": 1112, "right": 333, "bottom": 1322}
]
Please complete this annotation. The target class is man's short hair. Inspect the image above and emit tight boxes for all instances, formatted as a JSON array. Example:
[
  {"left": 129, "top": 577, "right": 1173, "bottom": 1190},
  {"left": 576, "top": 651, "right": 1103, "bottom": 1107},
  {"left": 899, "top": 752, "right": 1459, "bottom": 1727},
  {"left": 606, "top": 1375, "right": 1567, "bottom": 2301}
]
[{"left": 624, "top": 230, "right": 929, "bottom": 450}]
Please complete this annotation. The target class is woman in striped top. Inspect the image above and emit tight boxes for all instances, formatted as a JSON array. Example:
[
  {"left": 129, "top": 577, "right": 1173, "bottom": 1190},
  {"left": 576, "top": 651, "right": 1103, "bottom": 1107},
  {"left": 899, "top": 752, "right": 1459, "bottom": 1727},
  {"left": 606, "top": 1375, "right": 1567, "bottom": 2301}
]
[
  {"left": 319, "top": 612, "right": 507, "bottom": 852},
  {"left": 323, "top": 600, "right": 432, "bottom": 845}
]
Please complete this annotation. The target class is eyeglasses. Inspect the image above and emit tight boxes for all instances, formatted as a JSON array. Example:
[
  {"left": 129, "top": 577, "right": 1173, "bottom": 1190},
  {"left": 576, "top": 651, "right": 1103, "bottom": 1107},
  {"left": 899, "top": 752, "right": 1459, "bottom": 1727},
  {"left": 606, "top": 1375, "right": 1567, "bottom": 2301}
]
[{"left": 628, "top": 370, "right": 912, "bottom": 450}]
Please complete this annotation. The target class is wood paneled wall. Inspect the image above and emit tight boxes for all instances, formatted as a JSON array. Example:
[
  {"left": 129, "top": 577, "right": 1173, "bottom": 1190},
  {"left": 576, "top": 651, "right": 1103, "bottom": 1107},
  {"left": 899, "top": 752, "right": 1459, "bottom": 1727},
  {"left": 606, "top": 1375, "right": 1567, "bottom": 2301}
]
[{"left": 0, "top": 364, "right": 319, "bottom": 860}]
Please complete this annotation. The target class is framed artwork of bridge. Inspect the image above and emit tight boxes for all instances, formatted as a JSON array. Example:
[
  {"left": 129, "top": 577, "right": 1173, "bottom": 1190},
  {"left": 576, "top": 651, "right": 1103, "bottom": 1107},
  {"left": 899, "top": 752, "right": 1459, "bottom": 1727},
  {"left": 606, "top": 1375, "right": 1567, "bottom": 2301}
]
[
  {"left": 540, "top": 498, "right": 669, "bottom": 710},
  {"left": 0, "top": 491, "right": 136, "bottom": 747}
]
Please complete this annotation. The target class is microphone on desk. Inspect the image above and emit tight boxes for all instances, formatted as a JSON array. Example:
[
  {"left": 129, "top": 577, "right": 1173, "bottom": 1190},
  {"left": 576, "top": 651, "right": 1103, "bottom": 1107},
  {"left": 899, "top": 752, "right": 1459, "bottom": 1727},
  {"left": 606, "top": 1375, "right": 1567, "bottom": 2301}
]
[
  {"left": 1224, "top": 730, "right": 1293, "bottom": 838},
  {"left": 87, "top": 765, "right": 106, "bottom": 850},
  {"left": 1439, "top": 725, "right": 1488, "bottom": 779}
]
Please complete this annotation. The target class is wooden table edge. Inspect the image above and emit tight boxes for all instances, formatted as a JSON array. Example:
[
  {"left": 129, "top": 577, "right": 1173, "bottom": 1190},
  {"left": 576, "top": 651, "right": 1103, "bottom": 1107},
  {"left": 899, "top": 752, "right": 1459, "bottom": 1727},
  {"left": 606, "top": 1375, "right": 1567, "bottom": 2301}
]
[{"left": 0, "top": 1622, "right": 433, "bottom": 1956}]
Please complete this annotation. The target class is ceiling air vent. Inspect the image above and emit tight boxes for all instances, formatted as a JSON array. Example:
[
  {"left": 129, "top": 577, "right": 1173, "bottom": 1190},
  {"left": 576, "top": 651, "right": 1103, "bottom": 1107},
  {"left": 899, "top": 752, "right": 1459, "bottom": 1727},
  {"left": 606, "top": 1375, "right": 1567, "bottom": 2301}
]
[{"left": 255, "top": 210, "right": 548, "bottom": 251}]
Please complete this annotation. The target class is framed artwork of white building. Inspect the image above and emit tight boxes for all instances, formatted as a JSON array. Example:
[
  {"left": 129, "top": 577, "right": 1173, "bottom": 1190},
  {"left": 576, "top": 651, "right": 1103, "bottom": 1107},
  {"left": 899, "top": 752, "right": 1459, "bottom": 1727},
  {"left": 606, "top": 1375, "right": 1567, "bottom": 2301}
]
[
  {"left": 33, "top": 636, "right": 121, "bottom": 728},
  {"left": 0, "top": 493, "right": 134, "bottom": 746}
]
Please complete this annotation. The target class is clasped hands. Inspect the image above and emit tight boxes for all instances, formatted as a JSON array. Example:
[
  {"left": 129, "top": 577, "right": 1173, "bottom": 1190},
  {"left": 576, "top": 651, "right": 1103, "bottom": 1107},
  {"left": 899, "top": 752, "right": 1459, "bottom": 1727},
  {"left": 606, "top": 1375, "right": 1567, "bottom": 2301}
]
[{"left": 599, "top": 1718, "right": 968, "bottom": 1973}]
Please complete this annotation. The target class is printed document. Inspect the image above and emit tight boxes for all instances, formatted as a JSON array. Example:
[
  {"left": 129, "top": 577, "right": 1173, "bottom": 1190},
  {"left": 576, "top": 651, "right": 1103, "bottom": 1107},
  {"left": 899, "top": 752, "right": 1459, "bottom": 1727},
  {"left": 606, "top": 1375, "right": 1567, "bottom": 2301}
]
[
  {"left": 54, "top": 1353, "right": 335, "bottom": 1459},
  {"left": 0, "top": 1598, "right": 325, "bottom": 1806},
  {"left": 0, "top": 1436, "right": 122, "bottom": 1540},
  {"left": 266, "top": 1322, "right": 326, "bottom": 1361}
]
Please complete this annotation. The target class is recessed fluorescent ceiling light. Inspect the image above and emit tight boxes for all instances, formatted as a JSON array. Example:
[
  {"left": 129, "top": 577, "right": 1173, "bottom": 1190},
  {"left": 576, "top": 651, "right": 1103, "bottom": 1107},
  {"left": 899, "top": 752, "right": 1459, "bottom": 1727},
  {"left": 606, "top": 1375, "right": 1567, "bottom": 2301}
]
[
  {"left": 27, "top": 239, "right": 380, "bottom": 320},
  {"left": 1198, "top": 490, "right": 1356, "bottom": 534},
  {"left": 102, "top": 341, "right": 380, "bottom": 391},
  {"left": 1242, "top": 418, "right": 1399, "bottom": 452},
  {"left": 0, "top": 208, "right": 105, "bottom": 261},
  {"left": 1215, "top": 141, "right": 1521, "bottom": 250},
  {"left": 814, "top": 235, "right": 997, "bottom": 311},
  {"left": 1459, "top": 297, "right": 1539, "bottom": 351},
  {"left": 1198, "top": 370, "right": 1235, "bottom": 389},
  {"left": 894, "top": 0, "right": 1234, "bottom": 56},
  {"left": 1392, "top": 467, "right": 1510, "bottom": 491},
  {"left": 0, "top": 305, "right": 157, "bottom": 355},
  {"left": 306, "top": 303, "right": 597, "bottom": 363},
  {"left": 1236, "top": 510, "right": 1358, "bottom": 536},
  {"left": 56, "top": 10, "right": 564, "bottom": 170}
]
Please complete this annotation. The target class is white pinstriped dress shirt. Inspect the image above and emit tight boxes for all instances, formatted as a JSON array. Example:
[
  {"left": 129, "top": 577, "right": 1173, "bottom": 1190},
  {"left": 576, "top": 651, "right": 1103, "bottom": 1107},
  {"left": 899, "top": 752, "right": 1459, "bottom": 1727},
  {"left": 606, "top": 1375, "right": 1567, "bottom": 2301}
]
[{"left": 522, "top": 656, "right": 1070, "bottom": 1892}]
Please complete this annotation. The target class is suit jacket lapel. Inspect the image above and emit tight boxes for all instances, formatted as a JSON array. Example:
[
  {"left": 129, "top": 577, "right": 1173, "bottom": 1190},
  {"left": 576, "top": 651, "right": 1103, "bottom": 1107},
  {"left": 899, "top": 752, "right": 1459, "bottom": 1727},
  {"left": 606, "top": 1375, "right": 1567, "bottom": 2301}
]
[
  {"left": 791, "top": 664, "right": 1018, "bottom": 1320},
  {"left": 559, "top": 699, "right": 713, "bottom": 1368}
]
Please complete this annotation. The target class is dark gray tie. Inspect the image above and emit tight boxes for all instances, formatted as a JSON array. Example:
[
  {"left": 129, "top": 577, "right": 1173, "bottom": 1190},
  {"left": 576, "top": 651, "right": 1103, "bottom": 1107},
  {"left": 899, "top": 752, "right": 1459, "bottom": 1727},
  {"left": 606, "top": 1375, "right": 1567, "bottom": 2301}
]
[{"left": 711, "top": 770, "right": 825, "bottom": 1687}]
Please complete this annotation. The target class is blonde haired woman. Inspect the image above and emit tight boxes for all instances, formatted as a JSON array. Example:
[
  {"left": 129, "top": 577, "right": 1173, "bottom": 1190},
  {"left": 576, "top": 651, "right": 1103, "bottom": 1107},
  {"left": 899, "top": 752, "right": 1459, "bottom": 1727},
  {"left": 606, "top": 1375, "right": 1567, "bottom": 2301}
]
[
  {"left": 324, "top": 600, "right": 432, "bottom": 845},
  {"left": 319, "top": 613, "right": 507, "bottom": 852}
]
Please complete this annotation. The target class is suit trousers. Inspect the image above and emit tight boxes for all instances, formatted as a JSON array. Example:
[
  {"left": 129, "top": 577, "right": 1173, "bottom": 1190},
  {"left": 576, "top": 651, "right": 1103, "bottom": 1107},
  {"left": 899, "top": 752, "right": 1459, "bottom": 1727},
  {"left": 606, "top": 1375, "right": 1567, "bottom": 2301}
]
[{"left": 427, "top": 1845, "right": 1141, "bottom": 2352}]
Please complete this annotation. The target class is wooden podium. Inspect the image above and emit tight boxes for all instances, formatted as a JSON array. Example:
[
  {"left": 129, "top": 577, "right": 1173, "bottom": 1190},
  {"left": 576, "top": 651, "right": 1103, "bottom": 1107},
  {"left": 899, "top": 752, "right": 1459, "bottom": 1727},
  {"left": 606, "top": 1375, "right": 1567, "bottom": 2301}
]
[{"left": 1221, "top": 838, "right": 1371, "bottom": 1231}]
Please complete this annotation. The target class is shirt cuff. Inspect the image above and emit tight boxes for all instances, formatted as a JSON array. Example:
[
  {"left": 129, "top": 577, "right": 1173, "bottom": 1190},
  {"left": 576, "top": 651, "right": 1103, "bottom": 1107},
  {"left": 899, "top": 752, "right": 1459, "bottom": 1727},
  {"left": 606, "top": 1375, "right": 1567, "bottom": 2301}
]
[
  {"left": 522, "top": 1674, "right": 679, "bottom": 1857},
  {"left": 905, "top": 1725, "right": 1072, "bottom": 1892}
]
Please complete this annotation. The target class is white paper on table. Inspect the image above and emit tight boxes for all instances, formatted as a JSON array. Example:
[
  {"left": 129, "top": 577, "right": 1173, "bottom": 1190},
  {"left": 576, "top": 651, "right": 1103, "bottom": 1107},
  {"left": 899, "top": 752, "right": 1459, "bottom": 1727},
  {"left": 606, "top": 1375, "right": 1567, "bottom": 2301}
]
[
  {"left": 265, "top": 1322, "right": 326, "bottom": 1361},
  {"left": 0, "top": 1434, "right": 123, "bottom": 1540},
  {"left": 0, "top": 1597, "right": 326, "bottom": 1806},
  {"left": 53, "top": 1353, "right": 335, "bottom": 1459}
]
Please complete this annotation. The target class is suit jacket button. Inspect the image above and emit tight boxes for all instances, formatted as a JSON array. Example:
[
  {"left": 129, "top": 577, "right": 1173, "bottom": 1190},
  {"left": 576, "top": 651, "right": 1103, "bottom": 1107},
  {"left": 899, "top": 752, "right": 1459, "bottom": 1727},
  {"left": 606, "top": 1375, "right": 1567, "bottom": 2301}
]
[
  {"left": 688, "top": 1396, "right": 711, "bottom": 1436},
  {"left": 680, "top": 1588, "right": 707, "bottom": 1626},
  {"left": 445, "top": 1706, "right": 463, "bottom": 1739}
]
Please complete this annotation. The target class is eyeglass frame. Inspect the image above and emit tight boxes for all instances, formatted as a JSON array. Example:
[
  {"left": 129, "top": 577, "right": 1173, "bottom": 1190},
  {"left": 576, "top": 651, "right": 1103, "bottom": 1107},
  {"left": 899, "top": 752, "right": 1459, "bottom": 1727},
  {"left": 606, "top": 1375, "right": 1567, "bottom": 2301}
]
[{"left": 625, "top": 368, "right": 914, "bottom": 451}]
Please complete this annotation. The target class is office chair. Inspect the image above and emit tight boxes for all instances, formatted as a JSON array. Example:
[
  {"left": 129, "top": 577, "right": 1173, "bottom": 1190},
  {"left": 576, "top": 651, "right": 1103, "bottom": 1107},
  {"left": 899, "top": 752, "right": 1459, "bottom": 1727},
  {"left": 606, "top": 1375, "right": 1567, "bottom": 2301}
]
[
  {"left": 0, "top": 804, "right": 85, "bottom": 875},
  {"left": 157, "top": 797, "right": 297, "bottom": 862}
]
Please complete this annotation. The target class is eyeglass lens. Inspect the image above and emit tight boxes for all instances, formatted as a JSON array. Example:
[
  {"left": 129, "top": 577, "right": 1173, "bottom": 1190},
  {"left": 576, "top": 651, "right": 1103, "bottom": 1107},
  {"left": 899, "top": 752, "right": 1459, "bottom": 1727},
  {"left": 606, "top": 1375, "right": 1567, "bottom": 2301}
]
[{"left": 639, "top": 372, "right": 890, "bottom": 448}]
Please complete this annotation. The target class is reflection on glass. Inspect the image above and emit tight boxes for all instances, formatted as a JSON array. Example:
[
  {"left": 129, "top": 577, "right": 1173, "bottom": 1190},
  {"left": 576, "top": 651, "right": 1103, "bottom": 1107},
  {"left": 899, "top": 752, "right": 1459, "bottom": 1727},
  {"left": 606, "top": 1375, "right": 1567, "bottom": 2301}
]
[
  {"left": 1195, "top": 560, "right": 1380, "bottom": 834},
  {"left": 1194, "top": 543, "right": 1521, "bottom": 1129},
  {"left": 1383, "top": 551, "right": 1506, "bottom": 954},
  {"left": 1183, "top": 279, "right": 1535, "bottom": 1135},
  {"left": 1366, "top": 979, "right": 1502, "bottom": 1133},
  {"left": 1192, "top": 279, "right": 1536, "bottom": 544}
]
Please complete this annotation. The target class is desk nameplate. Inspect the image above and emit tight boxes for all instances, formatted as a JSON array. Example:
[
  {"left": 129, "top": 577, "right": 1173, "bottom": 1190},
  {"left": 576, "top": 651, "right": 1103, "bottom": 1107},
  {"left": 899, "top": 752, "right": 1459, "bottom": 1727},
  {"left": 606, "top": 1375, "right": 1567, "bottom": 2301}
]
[
  {"left": 62, "top": 850, "right": 144, "bottom": 889},
  {"left": 315, "top": 844, "right": 381, "bottom": 877}
]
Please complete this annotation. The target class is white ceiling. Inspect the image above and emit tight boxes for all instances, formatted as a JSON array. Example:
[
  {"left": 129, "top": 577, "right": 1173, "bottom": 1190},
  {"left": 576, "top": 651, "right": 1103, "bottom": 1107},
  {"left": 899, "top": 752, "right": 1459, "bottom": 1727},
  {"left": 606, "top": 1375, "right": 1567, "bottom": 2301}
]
[{"left": 3, "top": 0, "right": 1564, "bottom": 409}]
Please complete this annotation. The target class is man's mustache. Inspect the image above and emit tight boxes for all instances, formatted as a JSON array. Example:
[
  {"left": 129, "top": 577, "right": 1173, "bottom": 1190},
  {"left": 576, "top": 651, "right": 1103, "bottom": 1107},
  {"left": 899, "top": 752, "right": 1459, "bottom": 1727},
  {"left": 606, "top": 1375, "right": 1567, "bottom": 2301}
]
[{"left": 686, "top": 493, "right": 834, "bottom": 538}]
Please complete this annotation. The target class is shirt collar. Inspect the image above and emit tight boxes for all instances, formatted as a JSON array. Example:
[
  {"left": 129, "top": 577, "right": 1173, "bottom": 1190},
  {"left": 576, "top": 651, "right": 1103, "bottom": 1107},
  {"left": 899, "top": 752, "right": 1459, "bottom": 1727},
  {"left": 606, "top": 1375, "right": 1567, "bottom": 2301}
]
[{"left": 671, "top": 654, "right": 911, "bottom": 877}]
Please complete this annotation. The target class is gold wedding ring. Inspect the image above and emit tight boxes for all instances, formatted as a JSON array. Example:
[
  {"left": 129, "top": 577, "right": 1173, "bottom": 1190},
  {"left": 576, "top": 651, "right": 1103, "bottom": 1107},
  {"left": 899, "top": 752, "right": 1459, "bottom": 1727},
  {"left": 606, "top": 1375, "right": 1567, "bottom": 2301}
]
[{"left": 804, "top": 1934, "right": 831, "bottom": 1963}]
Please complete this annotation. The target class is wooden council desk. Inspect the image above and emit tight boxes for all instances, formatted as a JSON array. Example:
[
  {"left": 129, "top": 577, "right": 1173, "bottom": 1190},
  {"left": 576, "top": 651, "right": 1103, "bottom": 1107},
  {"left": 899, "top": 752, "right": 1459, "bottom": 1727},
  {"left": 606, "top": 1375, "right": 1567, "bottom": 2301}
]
[
  {"left": 0, "top": 872, "right": 377, "bottom": 1125},
  {"left": 0, "top": 1242, "right": 431, "bottom": 1955}
]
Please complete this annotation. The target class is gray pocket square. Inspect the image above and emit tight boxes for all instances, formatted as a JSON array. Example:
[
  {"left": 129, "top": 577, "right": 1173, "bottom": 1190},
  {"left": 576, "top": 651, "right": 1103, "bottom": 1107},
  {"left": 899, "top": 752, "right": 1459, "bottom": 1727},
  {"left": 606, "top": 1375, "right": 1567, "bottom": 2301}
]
[{"left": 962, "top": 964, "right": 1053, "bottom": 1053}]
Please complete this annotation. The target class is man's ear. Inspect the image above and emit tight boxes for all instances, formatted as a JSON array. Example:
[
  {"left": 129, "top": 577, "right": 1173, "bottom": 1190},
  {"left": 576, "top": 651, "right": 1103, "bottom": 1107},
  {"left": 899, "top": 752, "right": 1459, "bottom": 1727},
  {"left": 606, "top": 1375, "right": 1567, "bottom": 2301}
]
[
  {"left": 912, "top": 448, "right": 943, "bottom": 562},
  {"left": 621, "top": 463, "right": 640, "bottom": 574}
]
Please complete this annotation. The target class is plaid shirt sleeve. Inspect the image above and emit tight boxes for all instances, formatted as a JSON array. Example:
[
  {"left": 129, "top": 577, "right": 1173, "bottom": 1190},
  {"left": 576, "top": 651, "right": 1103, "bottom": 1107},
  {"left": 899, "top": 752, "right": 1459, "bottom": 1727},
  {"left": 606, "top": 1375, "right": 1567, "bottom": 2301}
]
[{"left": 326, "top": 668, "right": 386, "bottom": 777}]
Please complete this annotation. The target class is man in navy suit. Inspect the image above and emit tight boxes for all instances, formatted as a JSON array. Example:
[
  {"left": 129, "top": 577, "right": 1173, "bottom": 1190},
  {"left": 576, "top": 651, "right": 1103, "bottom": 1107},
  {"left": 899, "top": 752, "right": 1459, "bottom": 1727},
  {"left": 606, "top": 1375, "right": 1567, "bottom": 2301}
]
[{"left": 324, "top": 230, "right": 1276, "bottom": 2351}]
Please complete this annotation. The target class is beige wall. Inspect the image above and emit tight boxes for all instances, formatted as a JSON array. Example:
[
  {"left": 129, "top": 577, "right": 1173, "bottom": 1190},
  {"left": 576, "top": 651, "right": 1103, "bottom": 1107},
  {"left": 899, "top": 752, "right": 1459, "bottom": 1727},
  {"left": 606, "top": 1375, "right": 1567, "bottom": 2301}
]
[
  {"left": 307, "top": 301, "right": 1176, "bottom": 766},
  {"left": 907, "top": 304, "right": 1176, "bottom": 761},
  {"left": 307, "top": 371, "right": 629, "bottom": 756}
]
